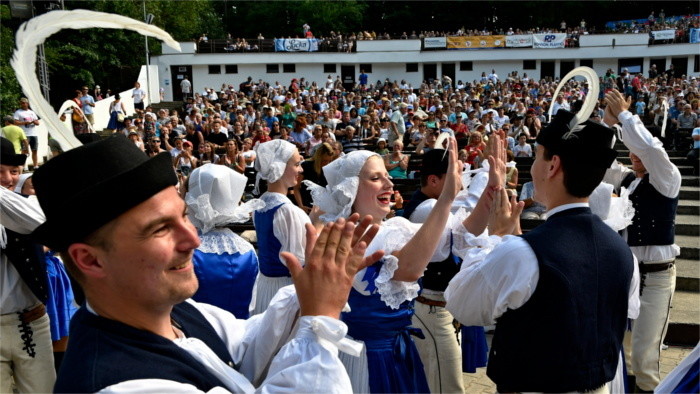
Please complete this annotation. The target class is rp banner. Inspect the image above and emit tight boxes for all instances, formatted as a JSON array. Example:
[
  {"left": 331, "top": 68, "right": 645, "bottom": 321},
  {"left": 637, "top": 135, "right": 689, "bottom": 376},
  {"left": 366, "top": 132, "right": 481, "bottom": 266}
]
[
  {"left": 532, "top": 33, "right": 566, "bottom": 48},
  {"left": 651, "top": 30, "right": 676, "bottom": 40},
  {"left": 505, "top": 34, "right": 533, "bottom": 48},
  {"left": 274, "top": 38, "right": 319, "bottom": 52},
  {"left": 446, "top": 35, "right": 505, "bottom": 49}
]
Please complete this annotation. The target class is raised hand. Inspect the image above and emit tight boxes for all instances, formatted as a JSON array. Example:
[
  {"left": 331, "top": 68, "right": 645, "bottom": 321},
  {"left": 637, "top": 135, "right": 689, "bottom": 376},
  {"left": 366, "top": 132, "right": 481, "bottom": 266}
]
[
  {"left": 439, "top": 137, "right": 463, "bottom": 201},
  {"left": 604, "top": 89, "right": 631, "bottom": 121},
  {"left": 282, "top": 217, "right": 383, "bottom": 318},
  {"left": 487, "top": 187, "right": 524, "bottom": 237},
  {"left": 487, "top": 133, "right": 507, "bottom": 189}
]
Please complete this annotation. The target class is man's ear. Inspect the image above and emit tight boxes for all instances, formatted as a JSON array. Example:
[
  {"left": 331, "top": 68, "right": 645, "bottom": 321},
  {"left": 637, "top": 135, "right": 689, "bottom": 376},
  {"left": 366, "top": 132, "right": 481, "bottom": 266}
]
[
  {"left": 67, "top": 243, "right": 107, "bottom": 279},
  {"left": 548, "top": 154, "right": 563, "bottom": 179}
]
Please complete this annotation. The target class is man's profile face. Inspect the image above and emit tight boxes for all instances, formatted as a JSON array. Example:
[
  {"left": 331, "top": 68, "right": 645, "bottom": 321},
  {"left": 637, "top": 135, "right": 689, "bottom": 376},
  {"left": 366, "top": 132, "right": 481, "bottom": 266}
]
[
  {"left": 0, "top": 164, "right": 22, "bottom": 190},
  {"left": 87, "top": 187, "right": 200, "bottom": 308}
]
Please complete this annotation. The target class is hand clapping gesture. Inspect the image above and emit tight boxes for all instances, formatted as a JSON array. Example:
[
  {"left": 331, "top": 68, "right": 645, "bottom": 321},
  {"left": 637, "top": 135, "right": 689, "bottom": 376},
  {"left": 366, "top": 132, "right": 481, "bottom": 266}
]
[{"left": 282, "top": 214, "right": 383, "bottom": 318}]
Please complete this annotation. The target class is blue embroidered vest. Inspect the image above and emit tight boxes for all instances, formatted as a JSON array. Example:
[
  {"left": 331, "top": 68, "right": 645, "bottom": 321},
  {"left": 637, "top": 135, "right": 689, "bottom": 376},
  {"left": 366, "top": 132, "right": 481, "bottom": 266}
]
[{"left": 253, "top": 204, "right": 290, "bottom": 277}]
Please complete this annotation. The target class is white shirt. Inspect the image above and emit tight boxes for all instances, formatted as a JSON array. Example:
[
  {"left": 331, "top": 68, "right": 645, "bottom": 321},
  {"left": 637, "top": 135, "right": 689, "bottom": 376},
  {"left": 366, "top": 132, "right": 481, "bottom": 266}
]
[
  {"left": 445, "top": 203, "right": 640, "bottom": 326},
  {"left": 133, "top": 88, "right": 146, "bottom": 104},
  {"left": 513, "top": 143, "right": 533, "bottom": 157},
  {"left": 13, "top": 108, "right": 39, "bottom": 137},
  {"left": 0, "top": 188, "right": 45, "bottom": 312},
  {"left": 95, "top": 287, "right": 357, "bottom": 393}
]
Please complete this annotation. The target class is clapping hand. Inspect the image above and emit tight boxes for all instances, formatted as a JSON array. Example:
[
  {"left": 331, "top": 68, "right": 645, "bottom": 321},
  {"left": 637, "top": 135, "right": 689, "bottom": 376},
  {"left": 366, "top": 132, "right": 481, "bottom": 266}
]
[
  {"left": 486, "top": 133, "right": 507, "bottom": 189},
  {"left": 439, "top": 137, "right": 463, "bottom": 201},
  {"left": 487, "top": 187, "right": 524, "bottom": 237},
  {"left": 282, "top": 214, "right": 383, "bottom": 318}
]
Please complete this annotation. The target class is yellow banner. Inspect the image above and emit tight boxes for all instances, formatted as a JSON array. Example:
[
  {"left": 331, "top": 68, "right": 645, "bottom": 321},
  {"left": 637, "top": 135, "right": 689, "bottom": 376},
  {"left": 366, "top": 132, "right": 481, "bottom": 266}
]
[{"left": 446, "top": 35, "right": 506, "bottom": 49}]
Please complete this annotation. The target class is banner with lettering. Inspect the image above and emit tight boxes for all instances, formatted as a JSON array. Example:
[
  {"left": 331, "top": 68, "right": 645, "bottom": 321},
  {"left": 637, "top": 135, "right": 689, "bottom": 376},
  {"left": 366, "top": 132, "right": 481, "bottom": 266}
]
[
  {"left": 505, "top": 34, "right": 533, "bottom": 48},
  {"left": 651, "top": 30, "right": 676, "bottom": 40},
  {"left": 690, "top": 28, "right": 700, "bottom": 44},
  {"left": 423, "top": 36, "right": 447, "bottom": 48},
  {"left": 274, "top": 38, "right": 319, "bottom": 52},
  {"left": 532, "top": 33, "right": 567, "bottom": 48},
  {"left": 446, "top": 35, "right": 505, "bottom": 49}
]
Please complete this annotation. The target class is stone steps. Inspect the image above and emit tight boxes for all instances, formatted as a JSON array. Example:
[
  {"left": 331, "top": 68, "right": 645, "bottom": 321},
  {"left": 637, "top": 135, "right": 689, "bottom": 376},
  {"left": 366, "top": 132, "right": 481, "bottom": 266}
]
[
  {"left": 676, "top": 259, "right": 699, "bottom": 292},
  {"left": 665, "top": 290, "right": 700, "bottom": 346}
]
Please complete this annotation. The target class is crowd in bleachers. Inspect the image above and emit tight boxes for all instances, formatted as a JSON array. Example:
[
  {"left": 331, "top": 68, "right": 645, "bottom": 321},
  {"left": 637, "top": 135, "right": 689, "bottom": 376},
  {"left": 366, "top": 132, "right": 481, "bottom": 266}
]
[
  {"left": 197, "top": 11, "right": 699, "bottom": 54},
  {"left": 94, "top": 65, "right": 699, "bottom": 206}
]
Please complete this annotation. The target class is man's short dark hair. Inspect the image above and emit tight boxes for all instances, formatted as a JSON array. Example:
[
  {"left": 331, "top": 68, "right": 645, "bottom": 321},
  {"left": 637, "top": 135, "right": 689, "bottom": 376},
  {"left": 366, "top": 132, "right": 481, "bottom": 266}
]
[{"left": 541, "top": 146, "right": 607, "bottom": 198}]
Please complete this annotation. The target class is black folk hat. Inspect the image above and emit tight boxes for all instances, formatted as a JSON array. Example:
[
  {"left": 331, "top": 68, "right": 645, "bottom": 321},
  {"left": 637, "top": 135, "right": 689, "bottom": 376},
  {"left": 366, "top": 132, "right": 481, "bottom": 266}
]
[
  {"left": 32, "top": 135, "right": 177, "bottom": 250},
  {"left": 536, "top": 109, "right": 617, "bottom": 170},
  {"left": 1, "top": 137, "right": 27, "bottom": 166},
  {"left": 421, "top": 148, "right": 450, "bottom": 177}
]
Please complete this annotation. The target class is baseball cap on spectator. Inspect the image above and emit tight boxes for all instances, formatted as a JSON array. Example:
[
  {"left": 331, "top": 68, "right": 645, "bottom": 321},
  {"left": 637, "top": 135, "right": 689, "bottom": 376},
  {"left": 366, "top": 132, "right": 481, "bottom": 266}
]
[
  {"left": 377, "top": 138, "right": 387, "bottom": 144},
  {"left": 95, "top": 85, "right": 100, "bottom": 89},
  {"left": 183, "top": 141, "right": 193, "bottom": 148},
  {"left": 527, "top": 108, "right": 536, "bottom": 115},
  {"left": 19, "top": 98, "right": 29, "bottom": 103},
  {"left": 3, "top": 115, "right": 14, "bottom": 124}
]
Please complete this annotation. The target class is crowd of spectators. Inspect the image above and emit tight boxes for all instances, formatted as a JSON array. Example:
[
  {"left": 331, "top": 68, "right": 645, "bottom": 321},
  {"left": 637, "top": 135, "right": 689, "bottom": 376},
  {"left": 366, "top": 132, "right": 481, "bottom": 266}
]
[
  {"left": 196, "top": 12, "right": 698, "bottom": 54},
  {"left": 87, "top": 65, "right": 698, "bottom": 206}
]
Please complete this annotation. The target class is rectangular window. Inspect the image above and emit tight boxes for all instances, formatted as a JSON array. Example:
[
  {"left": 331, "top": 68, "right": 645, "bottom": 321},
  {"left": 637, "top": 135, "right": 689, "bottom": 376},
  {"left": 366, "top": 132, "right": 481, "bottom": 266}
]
[
  {"left": 359, "top": 64, "right": 372, "bottom": 73},
  {"left": 406, "top": 63, "right": 418, "bottom": 72},
  {"left": 283, "top": 63, "right": 296, "bottom": 73},
  {"left": 459, "top": 61, "right": 472, "bottom": 71},
  {"left": 266, "top": 64, "right": 279, "bottom": 73},
  {"left": 579, "top": 59, "right": 593, "bottom": 68},
  {"left": 208, "top": 65, "right": 221, "bottom": 74},
  {"left": 523, "top": 60, "right": 537, "bottom": 70},
  {"left": 324, "top": 63, "right": 337, "bottom": 73},
  {"left": 225, "top": 65, "right": 238, "bottom": 74}
]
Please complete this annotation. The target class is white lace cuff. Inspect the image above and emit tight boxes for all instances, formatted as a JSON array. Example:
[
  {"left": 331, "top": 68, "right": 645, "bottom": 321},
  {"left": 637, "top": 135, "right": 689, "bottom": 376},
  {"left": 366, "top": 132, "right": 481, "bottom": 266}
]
[
  {"left": 603, "top": 187, "right": 635, "bottom": 232},
  {"left": 374, "top": 255, "right": 420, "bottom": 310},
  {"left": 456, "top": 231, "right": 509, "bottom": 270},
  {"left": 299, "top": 316, "right": 363, "bottom": 357}
]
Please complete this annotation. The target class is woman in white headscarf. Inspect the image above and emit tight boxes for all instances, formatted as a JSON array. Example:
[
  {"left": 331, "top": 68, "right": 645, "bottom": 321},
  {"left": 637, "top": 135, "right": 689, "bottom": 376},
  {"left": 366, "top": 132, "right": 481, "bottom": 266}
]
[
  {"left": 251, "top": 140, "right": 310, "bottom": 315},
  {"left": 304, "top": 139, "right": 492, "bottom": 393},
  {"left": 186, "top": 164, "right": 264, "bottom": 319}
]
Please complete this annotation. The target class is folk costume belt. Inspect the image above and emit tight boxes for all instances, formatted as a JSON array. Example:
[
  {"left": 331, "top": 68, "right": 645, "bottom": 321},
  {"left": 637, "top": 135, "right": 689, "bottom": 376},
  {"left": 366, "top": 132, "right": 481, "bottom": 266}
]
[
  {"left": 639, "top": 261, "right": 675, "bottom": 274},
  {"left": 416, "top": 295, "right": 446, "bottom": 308},
  {"left": 17, "top": 304, "right": 46, "bottom": 324}
]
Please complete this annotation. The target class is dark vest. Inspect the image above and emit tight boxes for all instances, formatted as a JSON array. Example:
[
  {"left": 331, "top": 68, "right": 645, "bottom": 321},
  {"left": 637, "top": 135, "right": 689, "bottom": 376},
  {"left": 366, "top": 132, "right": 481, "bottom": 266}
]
[
  {"left": 5, "top": 226, "right": 48, "bottom": 304},
  {"left": 621, "top": 173, "right": 678, "bottom": 247},
  {"left": 487, "top": 207, "right": 633, "bottom": 392},
  {"left": 54, "top": 302, "right": 233, "bottom": 393},
  {"left": 402, "top": 189, "right": 461, "bottom": 292}
]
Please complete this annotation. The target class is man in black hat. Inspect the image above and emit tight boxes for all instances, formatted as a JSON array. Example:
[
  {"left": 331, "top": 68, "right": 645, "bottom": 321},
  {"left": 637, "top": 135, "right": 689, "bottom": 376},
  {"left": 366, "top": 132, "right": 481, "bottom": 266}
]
[
  {"left": 446, "top": 110, "right": 634, "bottom": 392},
  {"left": 32, "top": 135, "right": 381, "bottom": 392},
  {"left": 402, "top": 144, "right": 502, "bottom": 393},
  {"left": 0, "top": 137, "right": 55, "bottom": 392}
]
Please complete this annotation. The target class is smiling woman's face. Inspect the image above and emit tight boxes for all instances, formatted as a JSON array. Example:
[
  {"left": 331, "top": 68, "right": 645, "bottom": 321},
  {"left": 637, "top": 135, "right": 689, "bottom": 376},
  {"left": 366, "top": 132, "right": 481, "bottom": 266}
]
[{"left": 353, "top": 156, "right": 394, "bottom": 223}]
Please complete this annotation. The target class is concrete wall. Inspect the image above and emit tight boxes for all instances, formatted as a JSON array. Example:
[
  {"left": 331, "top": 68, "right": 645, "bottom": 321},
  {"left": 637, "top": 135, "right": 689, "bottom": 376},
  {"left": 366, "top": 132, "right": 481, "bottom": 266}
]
[{"left": 152, "top": 37, "right": 698, "bottom": 101}]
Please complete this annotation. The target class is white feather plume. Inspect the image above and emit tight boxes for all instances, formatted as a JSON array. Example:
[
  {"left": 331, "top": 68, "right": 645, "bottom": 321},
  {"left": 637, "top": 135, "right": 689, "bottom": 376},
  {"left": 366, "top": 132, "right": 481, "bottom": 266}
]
[
  {"left": 11, "top": 10, "right": 181, "bottom": 151},
  {"left": 660, "top": 98, "right": 669, "bottom": 138}
]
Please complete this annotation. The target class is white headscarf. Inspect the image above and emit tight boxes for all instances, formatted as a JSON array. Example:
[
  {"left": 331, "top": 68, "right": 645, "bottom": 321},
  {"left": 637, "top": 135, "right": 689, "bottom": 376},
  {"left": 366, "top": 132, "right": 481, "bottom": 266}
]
[
  {"left": 14, "top": 173, "right": 32, "bottom": 194},
  {"left": 254, "top": 139, "right": 296, "bottom": 183},
  {"left": 186, "top": 164, "right": 265, "bottom": 234},
  {"left": 303, "top": 150, "right": 379, "bottom": 222}
]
